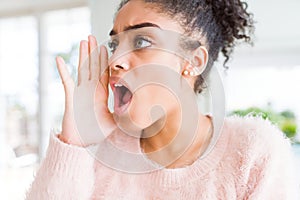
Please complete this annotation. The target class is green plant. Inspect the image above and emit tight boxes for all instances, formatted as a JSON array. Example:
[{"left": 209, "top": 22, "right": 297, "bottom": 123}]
[{"left": 229, "top": 106, "right": 298, "bottom": 140}]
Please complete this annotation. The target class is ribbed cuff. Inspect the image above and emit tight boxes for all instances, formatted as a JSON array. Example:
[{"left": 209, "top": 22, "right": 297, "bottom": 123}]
[{"left": 42, "top": 132, "right": 95, "bottom": 177}]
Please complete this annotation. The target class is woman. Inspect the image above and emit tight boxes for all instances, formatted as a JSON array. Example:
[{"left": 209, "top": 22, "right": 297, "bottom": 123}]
[{"left": 26, "top": 0, "right": 297, "bottom": 199}]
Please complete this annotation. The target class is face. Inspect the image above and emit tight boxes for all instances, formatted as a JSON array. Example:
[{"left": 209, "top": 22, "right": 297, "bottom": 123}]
[{"left": 108, "top": 0, "right": 195, "bottom": 134}]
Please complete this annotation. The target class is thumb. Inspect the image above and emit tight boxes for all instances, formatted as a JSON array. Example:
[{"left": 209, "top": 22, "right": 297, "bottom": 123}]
[
  {"left": 56, "top": 56, "right": 75, "bottom": 89},
  {"left": 56, "top": 56, "right": 75, "bottom": 107}
]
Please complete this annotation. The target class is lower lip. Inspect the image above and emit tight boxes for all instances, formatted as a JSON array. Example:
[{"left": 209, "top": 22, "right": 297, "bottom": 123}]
[{"left": 114, "top": 96, "right": 132, "bottom": 115}]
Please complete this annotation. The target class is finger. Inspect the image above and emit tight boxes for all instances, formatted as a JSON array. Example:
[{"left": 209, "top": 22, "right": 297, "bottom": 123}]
[
  {"left": 100, "top": 45, "right": 109, "bottom": 92},
  {"left": 88, "top": 35, "right": 100, "bottom": 80},
  {"left": 56, "top": 56, "right": 74, "bottom": 89},
  {"left": 78, "top": 40, "right": 89, "bottom": 85}
]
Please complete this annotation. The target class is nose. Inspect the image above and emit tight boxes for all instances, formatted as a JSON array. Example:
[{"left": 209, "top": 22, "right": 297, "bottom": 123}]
[
  {"left": 109, "top": 51, "right": 132, "bottom": 73},
  {"left": 111, "top": 62, "right": 130, "bottom": 71}
]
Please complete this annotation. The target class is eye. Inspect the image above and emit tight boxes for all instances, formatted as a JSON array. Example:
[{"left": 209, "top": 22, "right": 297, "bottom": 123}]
[
  {"left": 108, "top": 39, "right": 119, "bottom": 53},
  {"left": 134, "top": 36, "right": 152, "bottom": 50}
]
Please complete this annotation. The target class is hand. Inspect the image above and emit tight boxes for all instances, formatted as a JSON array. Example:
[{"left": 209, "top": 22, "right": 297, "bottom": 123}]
[{"left": 56, "top": 35, "right": 116, "bottom": 146}]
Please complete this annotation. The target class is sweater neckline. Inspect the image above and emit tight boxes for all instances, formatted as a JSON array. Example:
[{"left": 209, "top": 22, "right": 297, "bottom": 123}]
[{"left": 138, "top": 116, "right": 229, "bottom": 186}]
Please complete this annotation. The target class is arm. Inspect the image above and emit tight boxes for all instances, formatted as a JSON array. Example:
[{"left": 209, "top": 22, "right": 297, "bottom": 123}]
[
  {"left": 26, "top": 36, "right": 115, "bottom": 199},
  {"left": 26, "top": 133, "right": 95, "bottom": 200}
]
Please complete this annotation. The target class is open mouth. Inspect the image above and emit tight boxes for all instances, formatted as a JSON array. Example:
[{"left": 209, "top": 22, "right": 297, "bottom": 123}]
[{"left": 112, "top": 82, "right": 133, "bottom": 115}]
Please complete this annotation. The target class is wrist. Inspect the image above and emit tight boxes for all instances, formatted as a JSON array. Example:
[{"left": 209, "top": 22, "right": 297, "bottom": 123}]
[
  {"left": 57, "top": 133, "right": 84, "bottom": 147},
  {"left": 57, "top": 133, "right": 69, "bottom": 144}
]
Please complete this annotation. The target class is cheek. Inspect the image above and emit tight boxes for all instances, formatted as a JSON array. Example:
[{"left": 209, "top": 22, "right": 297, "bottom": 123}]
[
  {"left": 127, "top": 85, "right": 179, "bottom": 127},
  {"left": 159, "top": 55, "right": 182, "bottom": 72},
  {"left": 136, "top": 51, "right": 182, "bottom": 72}
]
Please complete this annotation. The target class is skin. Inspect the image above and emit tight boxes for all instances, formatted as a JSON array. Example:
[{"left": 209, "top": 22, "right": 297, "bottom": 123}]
[{"left": 56, "top": 0, "right": 213, "bottom": 168}]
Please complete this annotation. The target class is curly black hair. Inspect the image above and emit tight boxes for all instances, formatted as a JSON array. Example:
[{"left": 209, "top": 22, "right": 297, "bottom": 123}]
[{"left": 117, "top": 0, "right": 254, "bottom": 93}]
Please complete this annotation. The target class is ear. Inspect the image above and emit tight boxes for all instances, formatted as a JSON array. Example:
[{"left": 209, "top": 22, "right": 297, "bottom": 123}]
[{"left": 182, "top": 46, "right": 208, "bottom": 76}]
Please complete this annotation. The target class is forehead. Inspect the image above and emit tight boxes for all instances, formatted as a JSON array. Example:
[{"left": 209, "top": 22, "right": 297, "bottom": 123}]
[{"left": 112, "top": 0, "right": 184, "bottom": 35}]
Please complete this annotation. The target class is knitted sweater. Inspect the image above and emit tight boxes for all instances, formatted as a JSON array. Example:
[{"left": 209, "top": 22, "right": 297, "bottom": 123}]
[{"left": 26, "top": 116, "right": 298, "bottom": 199}]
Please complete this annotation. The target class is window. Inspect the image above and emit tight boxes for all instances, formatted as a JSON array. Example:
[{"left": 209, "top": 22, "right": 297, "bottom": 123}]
[
  {"left": 0, "top": 7, "right": 91, "bottom": 199},
  {"left": 226, "top": 66, "right": 300, "bottom": 117}
]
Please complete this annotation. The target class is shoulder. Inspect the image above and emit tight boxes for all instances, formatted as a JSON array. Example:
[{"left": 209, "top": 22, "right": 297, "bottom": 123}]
[
  {"left": 224, "top": 115, "right": 291, "bottom": 145},
  {"left": 220, "top": 116, "right": 298, "bottom": 199},
  {"left": 222, "top": 115, "right": 292, "bottom": 158}
]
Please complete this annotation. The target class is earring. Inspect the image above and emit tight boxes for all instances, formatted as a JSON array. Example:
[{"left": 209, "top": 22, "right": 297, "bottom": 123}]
[
  {"left": 183, "top": 68, "right": 203, "bottom": 76},
  {"left": 191, "top": 67, "right": 204, "bottom": 76},
  {"left": 182, "top": 69, "right": 196, "bottom": 76},
  {"left": 189, "top": 71, "right": 195, "bottom": 76},
  {"left": 183, "top": 70, "right": 189, "bottom": 76}
]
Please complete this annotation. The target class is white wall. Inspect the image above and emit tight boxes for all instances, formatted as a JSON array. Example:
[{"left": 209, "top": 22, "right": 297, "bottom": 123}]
[
  {"left": 0, "top": 0, "right": 87, "bottom": 17},
  {"left": 89, "top": 0, "right": 120, "bottom": 43},
  {"left": 232, "top": 0, "right": 300, "bottom": 67}
]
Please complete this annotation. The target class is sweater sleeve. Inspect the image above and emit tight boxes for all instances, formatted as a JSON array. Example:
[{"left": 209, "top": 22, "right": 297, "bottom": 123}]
[
  {"left": 25, "top": 132, "right": 95, "bottom": 200},
  {"left": 243, "top": 120, "right": 299, "bottom": 200}
]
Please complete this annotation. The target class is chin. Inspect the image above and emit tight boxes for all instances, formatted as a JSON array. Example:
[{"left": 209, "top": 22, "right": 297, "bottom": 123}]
[{"left": 112, "top": 109, "right": 148, "bottom": 137}]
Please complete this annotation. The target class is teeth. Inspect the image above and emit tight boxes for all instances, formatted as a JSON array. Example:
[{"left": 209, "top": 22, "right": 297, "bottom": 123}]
[{"left": 114, "top": 83, "right": 123, "bottom": 87}]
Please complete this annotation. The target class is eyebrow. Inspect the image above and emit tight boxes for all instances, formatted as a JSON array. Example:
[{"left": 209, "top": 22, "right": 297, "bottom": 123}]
[{"left": 109, "top": 22, "right": 161, "bottom": 36}]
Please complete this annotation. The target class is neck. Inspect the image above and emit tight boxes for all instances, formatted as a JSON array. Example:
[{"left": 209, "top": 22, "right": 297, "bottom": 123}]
[
  {"left": 141, "top": 107, "right": 179, "bottom": 148},
  {"left": 140, "top": 107, "right": 213, "bottom": 168}
]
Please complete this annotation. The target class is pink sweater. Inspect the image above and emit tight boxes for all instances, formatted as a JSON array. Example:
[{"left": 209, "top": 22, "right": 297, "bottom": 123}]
[{"left": 26, "top": 116, "right": 298, "bottom": 199}]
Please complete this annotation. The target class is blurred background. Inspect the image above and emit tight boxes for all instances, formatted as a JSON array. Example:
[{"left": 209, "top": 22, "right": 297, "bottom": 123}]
[{"left": 0, "top": 0, "right": 299, "bottom": 199}]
